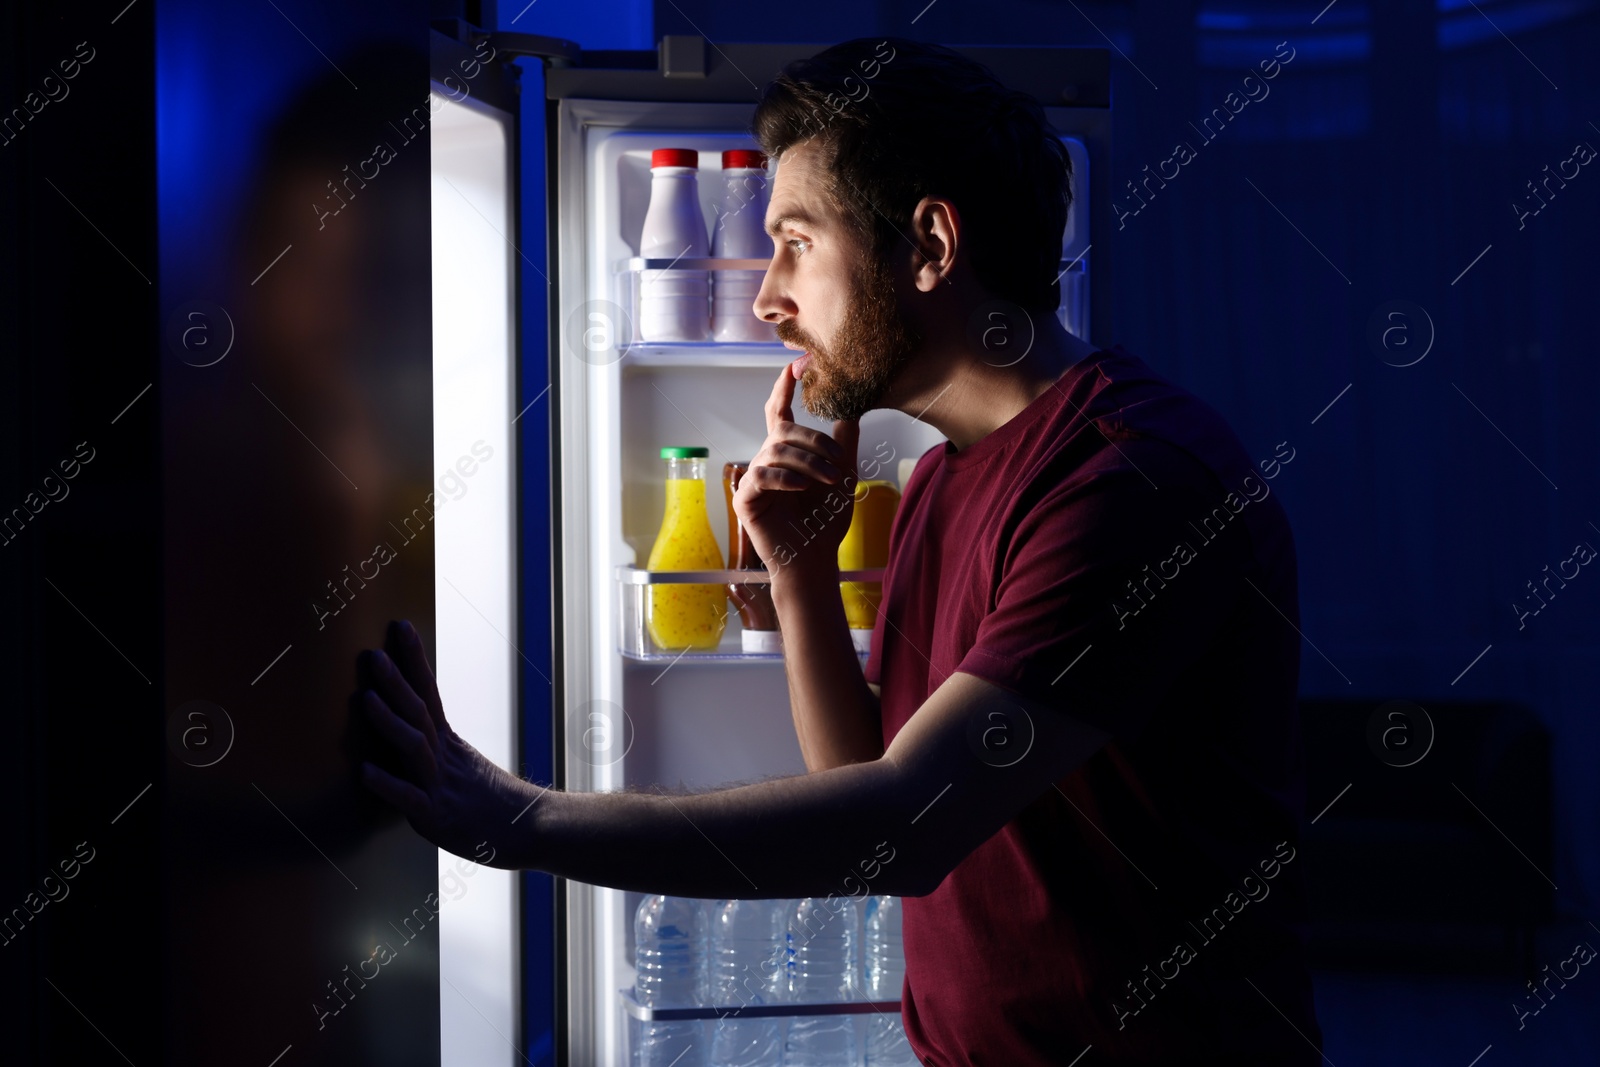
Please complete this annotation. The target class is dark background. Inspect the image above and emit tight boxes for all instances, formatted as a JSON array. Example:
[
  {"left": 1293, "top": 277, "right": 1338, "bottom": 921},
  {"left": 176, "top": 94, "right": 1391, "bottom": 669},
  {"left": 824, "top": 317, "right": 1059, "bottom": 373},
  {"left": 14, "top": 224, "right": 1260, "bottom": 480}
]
[{"left": 3, "top": 0, "right": 1597, "bottom": 1063}]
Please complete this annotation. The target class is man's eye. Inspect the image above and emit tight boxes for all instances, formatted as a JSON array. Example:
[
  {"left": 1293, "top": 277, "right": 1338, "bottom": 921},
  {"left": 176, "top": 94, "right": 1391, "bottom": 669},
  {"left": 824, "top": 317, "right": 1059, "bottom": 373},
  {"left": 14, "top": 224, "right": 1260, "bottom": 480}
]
[{"left": 786, "top": 237, "right": 811, "bottom": 254}]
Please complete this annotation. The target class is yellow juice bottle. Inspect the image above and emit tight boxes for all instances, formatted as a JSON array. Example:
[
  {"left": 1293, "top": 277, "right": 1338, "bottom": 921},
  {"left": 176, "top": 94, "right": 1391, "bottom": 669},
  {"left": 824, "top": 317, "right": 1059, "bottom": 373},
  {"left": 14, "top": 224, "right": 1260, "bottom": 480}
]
[
  {"left": 838, "top": 479, "right": 900, "bottom": 652},
  {"left": 646, "top": 446, "right": 728, "bottom": 651}
]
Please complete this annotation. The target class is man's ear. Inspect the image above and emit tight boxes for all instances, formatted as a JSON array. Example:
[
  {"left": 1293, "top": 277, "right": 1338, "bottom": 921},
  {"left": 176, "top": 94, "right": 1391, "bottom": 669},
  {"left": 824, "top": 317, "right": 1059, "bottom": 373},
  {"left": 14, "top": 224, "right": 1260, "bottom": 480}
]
[{"left": 908, "top": 195, "right": 960, "bottom": 294}]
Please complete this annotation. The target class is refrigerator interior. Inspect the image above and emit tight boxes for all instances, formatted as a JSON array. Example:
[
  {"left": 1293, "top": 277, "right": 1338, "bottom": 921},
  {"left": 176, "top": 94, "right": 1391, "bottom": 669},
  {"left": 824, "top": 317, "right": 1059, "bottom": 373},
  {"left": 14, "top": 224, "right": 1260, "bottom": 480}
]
[{"left": 554, "top": 96, "right": 1095, "bottom": 1065}]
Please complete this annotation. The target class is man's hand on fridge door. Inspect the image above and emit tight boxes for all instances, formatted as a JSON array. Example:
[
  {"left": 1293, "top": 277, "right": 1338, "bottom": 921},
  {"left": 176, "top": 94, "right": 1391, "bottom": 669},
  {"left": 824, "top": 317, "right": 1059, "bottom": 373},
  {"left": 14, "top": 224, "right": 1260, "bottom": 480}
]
[
  {"left": 356, "top": 620, "right": 537, "bottom": 869},
  {"left": 733, "top": 359, "right": 861, "bottom": 578}
]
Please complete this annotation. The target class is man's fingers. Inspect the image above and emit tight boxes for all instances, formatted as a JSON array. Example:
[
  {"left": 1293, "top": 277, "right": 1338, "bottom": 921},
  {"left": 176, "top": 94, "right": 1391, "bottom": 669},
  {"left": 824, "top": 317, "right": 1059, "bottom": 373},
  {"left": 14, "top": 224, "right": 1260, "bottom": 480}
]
[
  {"left": 764, "top": 359, "right": 797, "bottom": 435},
  {"left": 363, "top": 689, "right": 438, "bottom": 787},
  {"left": 367, "top": 647, "right": 438, "bottom": 748},
  {"left": 386, "top": 620, "right": 450, "bottom": 736},
  {"left": 782, "top": 422, "right": 846, "bottom": 463},
  {"left": 743, "top": 462, "right": 817, "bottom": 492},
  {"left": 763, "top": 440, "right": 845, "bottom": 483},
  {"left": 359, "top": 760, "right": 431, "bottom": 821},
  {"left": 763, "top": 364, "right": 845, "bottom": 463}
]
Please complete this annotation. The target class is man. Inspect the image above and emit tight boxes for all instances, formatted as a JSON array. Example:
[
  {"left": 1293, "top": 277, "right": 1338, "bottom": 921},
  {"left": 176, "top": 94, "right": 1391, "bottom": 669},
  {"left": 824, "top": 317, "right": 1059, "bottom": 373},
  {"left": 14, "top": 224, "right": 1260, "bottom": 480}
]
[{"left": 358, "top": 37, "right": 1324, "bottom": 1064}]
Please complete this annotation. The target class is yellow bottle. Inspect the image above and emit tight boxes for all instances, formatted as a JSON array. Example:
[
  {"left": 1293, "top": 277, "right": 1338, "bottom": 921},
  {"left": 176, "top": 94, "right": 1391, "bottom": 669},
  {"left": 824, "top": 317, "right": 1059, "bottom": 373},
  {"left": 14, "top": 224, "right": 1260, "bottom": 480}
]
[
  {"left": 646, "top": 446, "right": 728, "bottom": 651},
  {"left": 838, "top": 479, "right": 900, "bottom": 650}
]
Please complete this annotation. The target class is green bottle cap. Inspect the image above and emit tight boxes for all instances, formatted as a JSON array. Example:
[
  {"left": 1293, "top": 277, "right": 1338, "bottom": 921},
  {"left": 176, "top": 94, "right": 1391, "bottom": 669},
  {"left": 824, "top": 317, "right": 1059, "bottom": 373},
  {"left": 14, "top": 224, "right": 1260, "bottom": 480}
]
[{"left": 659, "top": 446, "right": 710, "bottom": 458}]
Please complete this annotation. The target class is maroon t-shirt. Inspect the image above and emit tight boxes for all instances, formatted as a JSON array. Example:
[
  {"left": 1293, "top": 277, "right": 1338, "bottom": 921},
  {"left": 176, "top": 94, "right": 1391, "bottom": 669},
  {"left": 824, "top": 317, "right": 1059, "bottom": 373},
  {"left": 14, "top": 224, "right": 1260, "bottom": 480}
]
[{"left": 864, "top": 345, "right": 1323, "bottom": 1064}]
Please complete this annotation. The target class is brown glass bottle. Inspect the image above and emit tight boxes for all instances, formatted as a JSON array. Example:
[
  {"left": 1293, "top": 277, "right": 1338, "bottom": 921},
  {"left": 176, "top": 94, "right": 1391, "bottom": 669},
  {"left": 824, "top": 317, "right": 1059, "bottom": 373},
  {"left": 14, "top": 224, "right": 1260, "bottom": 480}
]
[{"left": 722, "top": 461, "right": 782, "bottom": 652}]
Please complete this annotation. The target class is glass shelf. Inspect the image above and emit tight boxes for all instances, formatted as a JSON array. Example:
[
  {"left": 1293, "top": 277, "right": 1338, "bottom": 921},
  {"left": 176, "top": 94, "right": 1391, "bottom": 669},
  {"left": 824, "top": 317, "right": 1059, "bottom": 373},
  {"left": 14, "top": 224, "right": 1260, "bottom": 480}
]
[
  {"left": 619, "top": 988, "right": 901, "bottom": 1022},
  {"left": 608, "top": 255, "right": 1087, "bottom": 366},
  {"left": 613, "top": 256, "right": 781, "bottom": 362},
  {"left": 617, "top": 567, "right": 886, "bottom": 585},
  {"left": 616, "top": 256, "right": 772, "bottom": 272},
  {"left": 616, "top": 566, "right": 883, "bottom": 662},
  {"left": 620, "top": 342, "right": 791, "bottom": 369},
  {"left": 608, "top": 254, "right": 784, "bottom": 363}
]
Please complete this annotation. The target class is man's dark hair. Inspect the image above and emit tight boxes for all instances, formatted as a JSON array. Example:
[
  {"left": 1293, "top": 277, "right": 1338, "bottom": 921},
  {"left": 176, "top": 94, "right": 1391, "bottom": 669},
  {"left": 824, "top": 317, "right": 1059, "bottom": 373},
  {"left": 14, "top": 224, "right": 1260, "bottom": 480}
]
[{"left": 752, "top": 37, "right": 1072, "bottom": 313}]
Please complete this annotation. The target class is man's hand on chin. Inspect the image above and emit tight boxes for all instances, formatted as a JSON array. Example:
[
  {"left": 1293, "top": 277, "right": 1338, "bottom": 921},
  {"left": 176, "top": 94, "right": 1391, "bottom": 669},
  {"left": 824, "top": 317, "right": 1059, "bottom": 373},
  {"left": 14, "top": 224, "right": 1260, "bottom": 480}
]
[{"left": 355, "top": 619, "right": 539, "bottom": 869}]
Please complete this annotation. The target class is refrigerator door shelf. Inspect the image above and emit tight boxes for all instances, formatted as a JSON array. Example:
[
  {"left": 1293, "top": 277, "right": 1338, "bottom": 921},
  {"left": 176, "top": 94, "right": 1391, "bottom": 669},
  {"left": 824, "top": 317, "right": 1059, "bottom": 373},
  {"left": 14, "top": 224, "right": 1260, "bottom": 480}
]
[
  {"left": 616, "top": 565, "right": 883, "bottom": 661},
  {"left": 618, "top": 989, "right": 902, "bottom": 1022}
]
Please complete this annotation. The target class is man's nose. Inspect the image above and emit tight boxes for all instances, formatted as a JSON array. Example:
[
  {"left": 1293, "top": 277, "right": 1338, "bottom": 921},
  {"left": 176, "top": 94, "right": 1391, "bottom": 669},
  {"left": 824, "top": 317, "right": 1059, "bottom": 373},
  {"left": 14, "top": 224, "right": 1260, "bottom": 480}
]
[{"left": 752, "top": 250, "right": 794, "bottom": 324}]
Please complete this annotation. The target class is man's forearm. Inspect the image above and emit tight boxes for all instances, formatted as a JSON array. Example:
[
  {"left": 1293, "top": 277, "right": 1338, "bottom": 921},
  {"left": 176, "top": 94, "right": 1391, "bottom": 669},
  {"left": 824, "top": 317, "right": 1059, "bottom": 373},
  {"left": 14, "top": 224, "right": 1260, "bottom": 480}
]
[
  {"left": 771, "top": 566, "right": 883, "bottom": 771},
  {"left": 521, "top": 760, "right": 929, "bottom": 900}
]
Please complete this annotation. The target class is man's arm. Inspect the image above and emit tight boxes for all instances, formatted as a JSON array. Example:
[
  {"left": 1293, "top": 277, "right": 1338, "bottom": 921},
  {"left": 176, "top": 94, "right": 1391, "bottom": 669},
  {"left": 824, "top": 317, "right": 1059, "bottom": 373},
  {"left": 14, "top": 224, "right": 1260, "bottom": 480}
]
[
  {"left": 523, "top": 671, "right": 1110, "bottom": 899},
  {"left": 359, "top": 621, "right": 1110, "bottom": 900},
  {"left": 770, "top": 567, "right": 883, "bottom": 772},
  {"left": 730, "top": 360, "right": 886, "bottom": 772}
]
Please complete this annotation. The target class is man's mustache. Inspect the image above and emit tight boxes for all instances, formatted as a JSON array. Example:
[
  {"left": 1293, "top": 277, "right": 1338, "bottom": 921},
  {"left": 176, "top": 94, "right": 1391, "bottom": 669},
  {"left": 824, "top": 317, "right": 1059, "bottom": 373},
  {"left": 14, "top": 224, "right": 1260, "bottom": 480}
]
[{"left": 775, "top": 321, "right": 823, "bottom": 354}]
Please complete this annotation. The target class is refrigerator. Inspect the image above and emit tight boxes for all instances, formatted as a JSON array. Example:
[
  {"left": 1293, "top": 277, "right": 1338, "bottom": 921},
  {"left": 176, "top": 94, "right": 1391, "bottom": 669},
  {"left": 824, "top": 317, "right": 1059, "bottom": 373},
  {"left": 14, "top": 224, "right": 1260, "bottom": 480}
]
[{"left": 524, "top": 33, "right": 1113, "bottom": 1065}]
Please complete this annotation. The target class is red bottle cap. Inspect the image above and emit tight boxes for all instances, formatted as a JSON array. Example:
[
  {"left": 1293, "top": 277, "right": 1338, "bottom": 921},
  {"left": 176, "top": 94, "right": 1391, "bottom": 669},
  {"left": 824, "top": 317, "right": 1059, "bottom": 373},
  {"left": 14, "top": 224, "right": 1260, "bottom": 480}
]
[
  {"left": 721, "top": 149, "right": 767, "bottom": 170},
  {"left": 651, "top": 148, "right": 699, "bottom": 168}
]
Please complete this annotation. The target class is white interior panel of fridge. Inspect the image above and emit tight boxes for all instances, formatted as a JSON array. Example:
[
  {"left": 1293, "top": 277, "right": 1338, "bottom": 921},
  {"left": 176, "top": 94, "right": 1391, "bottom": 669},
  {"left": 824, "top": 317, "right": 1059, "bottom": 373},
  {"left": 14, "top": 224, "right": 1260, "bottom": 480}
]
[
  {"left": 429, "top": 88, "right": 519, "bottom": 1067},
  {"left": 556, "top": 98, "right": 953, "bottom": 1066}
]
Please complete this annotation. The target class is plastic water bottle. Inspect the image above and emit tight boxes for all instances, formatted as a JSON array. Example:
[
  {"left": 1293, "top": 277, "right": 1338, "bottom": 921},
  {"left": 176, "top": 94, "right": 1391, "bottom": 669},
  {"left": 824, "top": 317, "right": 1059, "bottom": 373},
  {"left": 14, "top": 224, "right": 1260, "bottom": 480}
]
[
  {"left": 784, "top": 896, "right": 858, "bottom": 1067},
  {"left": 635, "top": 895, "right": 708, "bottom": 1067},
  {"left": 864, "top": 896, "right": 917, "bottom": 1066},
  {"left": 708, "top": 899, "right": 787, "bottom": 1067},
  {"left": 639, "top": 148, "right": 710, "bottom": 342},
  {"left": 711, "top": 150, "right": 776, "bottom": 343}
]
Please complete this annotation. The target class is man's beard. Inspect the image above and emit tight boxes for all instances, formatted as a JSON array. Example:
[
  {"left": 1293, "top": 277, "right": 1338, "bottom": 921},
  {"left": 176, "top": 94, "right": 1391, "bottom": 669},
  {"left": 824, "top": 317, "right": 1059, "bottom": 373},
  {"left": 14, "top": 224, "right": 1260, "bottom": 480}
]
[{"left": 775, "top": 255, "right": 921, "bottom": 422}]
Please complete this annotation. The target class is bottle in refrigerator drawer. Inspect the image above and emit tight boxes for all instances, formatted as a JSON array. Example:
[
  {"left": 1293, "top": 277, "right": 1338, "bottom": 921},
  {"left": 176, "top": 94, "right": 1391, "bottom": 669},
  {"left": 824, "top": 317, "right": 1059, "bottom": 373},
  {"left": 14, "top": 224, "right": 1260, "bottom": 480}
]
[
  {"left": 723, "top": 461, "right": 781, "bottom": 654},
  {"left": 635, "top": 895, "right": 708, "bottom": 1067},
  {"left": 838, "top": 479, "right": 900, "bottom": 652},
  {"left": 647, "top": 447, "right": 728, "bottom": 651},
  {"left": 712, "top": 150, "right": 776, "bottom": 344},
  {"left": 640, "top": 147, "right": 711, "bottom": 343},
  {"left": 863, "top": 896, "right": 917, "bottom": 1066},
  {"left": 708, "top": 898, "right": 787, "bottom": 1067},
  {"left": 785, "top": 896, "right": 860, "bottom": 1067}
]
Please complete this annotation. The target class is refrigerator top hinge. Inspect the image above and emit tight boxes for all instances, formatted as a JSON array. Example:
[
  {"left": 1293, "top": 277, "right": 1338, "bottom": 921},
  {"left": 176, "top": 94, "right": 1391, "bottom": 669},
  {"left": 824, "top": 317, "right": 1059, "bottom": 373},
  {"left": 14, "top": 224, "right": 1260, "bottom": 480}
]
[{"left": 659, "top": 35, "right": 707, "bottom": 79}]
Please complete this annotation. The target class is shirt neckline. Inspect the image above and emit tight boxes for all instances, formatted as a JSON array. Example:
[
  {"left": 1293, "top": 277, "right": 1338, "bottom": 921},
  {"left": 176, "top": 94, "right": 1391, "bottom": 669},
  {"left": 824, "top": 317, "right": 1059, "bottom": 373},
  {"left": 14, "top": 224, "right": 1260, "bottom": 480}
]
[{"left": 941, "top": 346, "right": 1121, "bottom": 472}]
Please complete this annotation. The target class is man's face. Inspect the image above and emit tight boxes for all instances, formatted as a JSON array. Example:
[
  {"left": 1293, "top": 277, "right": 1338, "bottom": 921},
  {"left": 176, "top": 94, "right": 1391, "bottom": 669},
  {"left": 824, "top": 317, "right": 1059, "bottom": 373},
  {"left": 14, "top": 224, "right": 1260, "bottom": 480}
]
[{"left": 754, "top": 139, "right": 921, "bottom": 421}]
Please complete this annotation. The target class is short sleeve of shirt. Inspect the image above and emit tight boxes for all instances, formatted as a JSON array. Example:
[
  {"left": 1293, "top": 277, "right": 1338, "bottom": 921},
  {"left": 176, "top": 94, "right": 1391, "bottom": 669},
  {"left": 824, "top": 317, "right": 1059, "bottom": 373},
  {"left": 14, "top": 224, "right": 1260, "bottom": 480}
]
[{"left": 955, "top": 436, "right": 1249, "bottom": 741}]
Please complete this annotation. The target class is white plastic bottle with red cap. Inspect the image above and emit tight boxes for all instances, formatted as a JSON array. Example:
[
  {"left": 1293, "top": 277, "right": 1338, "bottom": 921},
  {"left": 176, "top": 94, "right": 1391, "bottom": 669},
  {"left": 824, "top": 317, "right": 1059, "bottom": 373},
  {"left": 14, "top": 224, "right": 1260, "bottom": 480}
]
[
  {"left": 639, "top": 147, "right": 710, "bottom": 343},
  {"left": 711, "top": 150, "right": 777, "bottom": 343}
]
